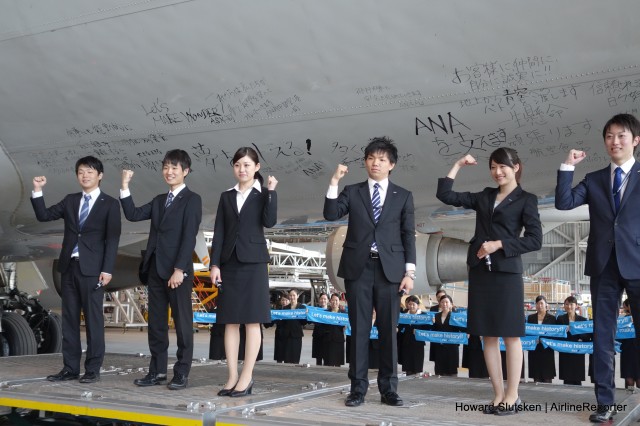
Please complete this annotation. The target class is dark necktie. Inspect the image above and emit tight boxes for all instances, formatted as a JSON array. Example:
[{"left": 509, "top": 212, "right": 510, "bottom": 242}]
[
  {"left": 613, "top": 167, "right": 622, "bottom": 213},
  {"left": 371, "top": 183, "right": 381, "bottom": 251},
  {"left": 165, "top": 192, "right": 174, "bottom": 208},
  {"left": 72, "top": 194, "right": 91, "bottom": 257}
]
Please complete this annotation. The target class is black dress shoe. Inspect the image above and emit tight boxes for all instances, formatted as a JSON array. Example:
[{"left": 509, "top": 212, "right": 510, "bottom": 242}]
[
  {"left": 47, "top": 369, "right": 79, "bottom": 382},
  {"left": 589, "top": 406, "right": 617, "bottom": 423},
  {"left": 79, "top": 372, "right": 100, "bottom": 383},
  {"left": 230, "top": 379, "right": 254, "bottom": 397},
  {"left": 495, "top": 398, "right": 521, "bottom": 416},
  {"left": 167, "top": 374, "right": 188, "bottom": 390},
  {"left": 482, "top": 404, "right": 497, "bottom": 415},
  {"left": 345, "top": 392, "right": 365, "bottom": 407},
  {"left": 133, "top": 373, "right": 167, "bottom": 387},
  {"left": 380, "top": 392, "right": 403, "bottom": 406}
]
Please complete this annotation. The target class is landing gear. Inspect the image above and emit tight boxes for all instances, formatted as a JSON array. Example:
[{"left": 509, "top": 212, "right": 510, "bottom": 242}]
[{"left": 0, "top": 311, "right": 37, "bottom": 356}]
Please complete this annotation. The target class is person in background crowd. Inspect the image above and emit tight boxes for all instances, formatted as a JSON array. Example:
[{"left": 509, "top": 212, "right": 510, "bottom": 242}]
[
  {"left": 527, "top": 295, "right": 557, "bottom": 383},
  {"left": 436, "top": 148, "right": 542, "bottom": 415},
  {"left": 312, "top": 293, "right": 330, "bottom": 365},
  {"left": 398, "top": 295, "right": 429, "bottom": 375},
  {"left": 431, "top": 295, "right": 460, "bottom": 377},
  {"left": 430, "top": 289, "right": 447, "bottom": 312},
  {"left": 321, "top": 293, "right": 347, "bottom": 367},
  {"left": 556, "top": 296, "right": 591, "bottom": 386},
  {"left": 270, "top": 289, "right": 306, "bottom": 364},
  {"left": 619, "top": 299, "right": 640, "bottom": 392}
]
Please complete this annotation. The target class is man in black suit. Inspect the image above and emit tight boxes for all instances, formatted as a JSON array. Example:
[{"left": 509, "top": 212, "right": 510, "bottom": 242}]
[
  {"left": 556, "top": 113, "right": 640, "bottom": 423},
  {"left": 324, "top": 136, "right": 416, "bottom": 407},
  {"left": 31, "top": 156, "right": 121, "bottom": 384},
  {"left": 120, "top": 149, "right": 202, "bottom": 390}
]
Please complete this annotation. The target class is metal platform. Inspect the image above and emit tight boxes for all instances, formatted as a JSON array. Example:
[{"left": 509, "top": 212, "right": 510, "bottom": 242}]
[{"left": 1, "top": 353, "right": 640, "bottom": 425}]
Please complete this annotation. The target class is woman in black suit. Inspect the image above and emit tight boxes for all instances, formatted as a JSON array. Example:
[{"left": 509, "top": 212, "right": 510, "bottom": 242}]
[
  {"left": 321, "top": 293, "right": 346, "bottom": 367},
  {"left": 312, "top": 293, "right": 330, "bottom": 365},
  {"left": 398, "top": 295, "right": 428, "bottom": 375},
  {"left": 210, "top": 147, "right": 278, "bottom": 397},
  {"left": 526, "top": 295, "right": 556, "bottom": 383},
  {"left": 620, "top": 299, "right": 640, "bottom": 391},
  {"left": 556, "top": 296, "right": 591, "bottom": 385},
  {"left": 431, "top": 295, "right": 460, "bottom": 376},
  {"left": 436, "top": 148, "right": 542, "bottom": 415},
  {"left": 272, "top": 289, "right": 306, "bottom": 364}
]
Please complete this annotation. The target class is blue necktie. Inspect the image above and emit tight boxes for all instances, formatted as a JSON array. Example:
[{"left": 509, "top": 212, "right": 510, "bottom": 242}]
[
  {"left": 72, "top": 194, "right": 91, "bottom": 257},
  {"left": 371, "top": 183, "right": 381, "bottom": 251},
  {"left": 165, "top": 192, "right": 174, "bottom": 208},
  {"left": 613, "top": 167, "right": 622, "bottom": 213}
]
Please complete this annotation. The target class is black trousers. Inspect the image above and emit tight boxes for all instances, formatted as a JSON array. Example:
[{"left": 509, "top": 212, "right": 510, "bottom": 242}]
[
  {"left": 61, "top": 258, "right": 105, "bottom": 374},
  {"left": 146, "top": 255, "right": 194, "bottom": 377},
  {"left": 591, "top": 251, "right": 640, "bottom": 406},
  {"left": 345, "top": 256, "right": 399, "bottom": 395}
]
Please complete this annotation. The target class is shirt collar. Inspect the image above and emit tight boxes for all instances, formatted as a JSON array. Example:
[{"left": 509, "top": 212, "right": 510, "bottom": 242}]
[
  {"left": 368, "top": 177, "right": 389, "bottom": 192},
  {"left": 611, "top": 158, "right": 636, "bottom": 175},
  {"left": 231, "top": 179, "right": 262, "bottom": 194},
  {"left": 169, "top": 184, "right": 186, "bottom": 197},
  {"left": 83, "top": 187, "right": 101, "bottom": 199}
]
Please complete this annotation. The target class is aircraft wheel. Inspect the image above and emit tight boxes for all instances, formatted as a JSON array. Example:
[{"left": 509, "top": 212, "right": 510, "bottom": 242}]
[
  {"left": 37, "top": 312, "right": 62, "bottom": 354},
  {"left": 0, "top": 333, "right": 9, "bottom": 356},
  {"left": 1, "top": 312, "right": 37, "bottom": 356}
]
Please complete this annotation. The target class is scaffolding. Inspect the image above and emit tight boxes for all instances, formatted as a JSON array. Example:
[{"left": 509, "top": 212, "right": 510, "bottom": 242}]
[{"left": 102, "top": 287, "right": 148, "bottom": 329}]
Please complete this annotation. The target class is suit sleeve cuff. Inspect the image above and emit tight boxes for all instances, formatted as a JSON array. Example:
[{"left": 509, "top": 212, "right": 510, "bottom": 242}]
[
  {"left": 32, "top": 191, "right": 43, "bottom": 198},
  {"left": 405, "top": 263, "right": 415, "bottom": 272},
  {"left": 120, "top": 189, "right": 131, "bottom": 198}
]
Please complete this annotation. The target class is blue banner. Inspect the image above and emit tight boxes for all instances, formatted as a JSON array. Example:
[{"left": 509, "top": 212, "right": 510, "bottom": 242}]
[
  {"left": 398, "top": 312, "right": 434, "bottom": 325},
  {"left": 193, "top": 312, "right": 217, "bottom": 323},
  {"left": 345, "top": 325, "right": 378, "bottom": 339},
  {"left": 449, "top": 312, "right": 467, "bottom": 328},
  {"left": 541, "top": 338, "right": 593, "bottom": 354},
  {"left": 520, "top": 336, "right": 539, "bottom": 351},
  {"left": 271, "top": 309, "right": 307, "bottom": 321},
  {"left": 306, "top": 306, "right": 349, "bottom": 326},
  {"left": 415, "top": 330, "right": 468, "bottom": 345},
  {"left": 617, "top": 326, "right": 636, "bottom": 340},
  {"left": 569, "top": 320, "right": 593, "bottom": 335},
  {"left": 525, "top": 323, "right": 567, "bottom": 338},
  {"left": 618, "top": 316, "right": 634, "bottom": 328}
]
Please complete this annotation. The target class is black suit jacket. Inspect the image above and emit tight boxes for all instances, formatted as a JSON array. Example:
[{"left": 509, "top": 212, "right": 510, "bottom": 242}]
[
  {"left": 556, "top": 163, "right": 640, "bottom": 279},
  {"left": 211, "top": 187, "right": 277, "bottom": 267},
  {"left": 323, "top": 181, "right": 416, "bottom": 282},
  {"left": 31, "top": 191, "right": 121, "bottom": 276},
  {"left": 120, "top": 187, "right": 202, "bottom": 279},
  {"left": 436, "top": 177, "right": 542, "bottom": 272}
]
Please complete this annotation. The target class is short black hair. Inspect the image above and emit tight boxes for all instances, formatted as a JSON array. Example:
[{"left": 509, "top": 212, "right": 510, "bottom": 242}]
[
  {"left": 602, "top": 113, "right": 640, "bottom": 153},
  {"left": 564, "top": 296, "right": 578, "bottom": 305},
  {"left": 162, "top": 149, "right": 192, "bottom": 173},
  {"left": 363, "top": 136, "right": 398, "bottom": 165},
  {"left": 535, "top": 295, "right": 547, "bottom": 304},
  {"left": 75, "top": 156, "right": 104, "bottom": 175},
  {"left": 405, "top": 295, "right": 420, "bottom": 305}
]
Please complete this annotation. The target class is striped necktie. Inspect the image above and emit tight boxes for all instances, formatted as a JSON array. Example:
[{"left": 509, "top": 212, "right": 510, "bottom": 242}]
[
  {"left": 72, "top": 194, "right": 91, "bottom": 257},
  {"left": 371, "top": 183, "right": 381, "bottom": 251},
  {"left": 613, "top": 166, "right": 622, "bottom": 213},
  {"left": 165, "top": 192, "right": 174, "bottom": 208}
]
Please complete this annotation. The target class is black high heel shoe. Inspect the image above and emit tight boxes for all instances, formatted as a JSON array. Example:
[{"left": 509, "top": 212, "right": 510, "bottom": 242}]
[
  {"left": 217, "top": 381, "right": 237, "bottom": 397},
  {"left": 495, "top": 397, "right": 521, "bottom": 416},
  {"left": 230, "top": 379, "right": 254, "bottom": 397}
]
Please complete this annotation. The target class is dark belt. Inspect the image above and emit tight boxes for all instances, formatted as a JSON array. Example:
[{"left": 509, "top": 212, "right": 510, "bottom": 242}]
[{"left": 369, "top": 251, "right": 380, "bottom": 259}]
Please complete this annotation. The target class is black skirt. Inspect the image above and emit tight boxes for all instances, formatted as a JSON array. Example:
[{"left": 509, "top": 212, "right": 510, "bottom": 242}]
[
  {"left": 467, "top": 265, "right": 525, "bottom": 337},
  {"left": 216, "top": 251, "right": 270, "bottom": 324}
]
